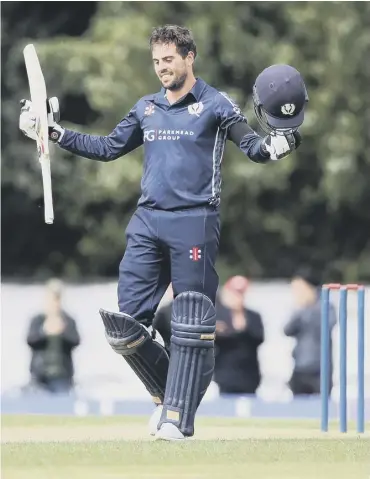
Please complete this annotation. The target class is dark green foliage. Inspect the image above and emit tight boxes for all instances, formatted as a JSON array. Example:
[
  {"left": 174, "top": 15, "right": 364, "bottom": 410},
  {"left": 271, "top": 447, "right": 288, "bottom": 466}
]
[{"left": 2, "top": 2, "right": 370, "bottom": 282}]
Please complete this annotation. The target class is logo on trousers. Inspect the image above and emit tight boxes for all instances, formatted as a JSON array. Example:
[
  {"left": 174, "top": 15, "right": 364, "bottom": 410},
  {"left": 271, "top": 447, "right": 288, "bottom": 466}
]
[{"left": 189, "top": 247, "right": 202, "bottom": 261}]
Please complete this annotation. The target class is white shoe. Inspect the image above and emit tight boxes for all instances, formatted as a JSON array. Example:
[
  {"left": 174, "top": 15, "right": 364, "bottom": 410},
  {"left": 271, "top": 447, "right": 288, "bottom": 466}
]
[
  {"left": 148, "top": 405, "right": 163, "bottom": 436},
  {"left": 155, "top": 422, "right": 185, "bottom": 441}
]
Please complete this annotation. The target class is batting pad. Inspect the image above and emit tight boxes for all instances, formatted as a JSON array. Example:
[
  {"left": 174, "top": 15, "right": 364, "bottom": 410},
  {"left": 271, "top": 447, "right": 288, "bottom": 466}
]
[
  {"left": 99, "top": 309, "right": 169, "bottom": 404},
  {"left": 159, "top": 292, "right": 216, "bottom": 436}
]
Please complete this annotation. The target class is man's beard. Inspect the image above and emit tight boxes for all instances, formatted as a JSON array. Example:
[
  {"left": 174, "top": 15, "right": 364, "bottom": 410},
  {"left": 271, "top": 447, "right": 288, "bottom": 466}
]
[{"left": 163, "top": 72, "right": 187, "bottom": 91}]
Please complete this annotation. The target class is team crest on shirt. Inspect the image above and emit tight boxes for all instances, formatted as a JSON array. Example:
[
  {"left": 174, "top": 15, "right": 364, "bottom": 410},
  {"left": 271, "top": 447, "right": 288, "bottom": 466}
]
[
  {"left": 189, "top": 247, "right": 202, "bottom": 261},
  {"left": 144, "top": 104, "right": 155, "bottom": 116},
  {"left": 188, "top": 102, "right": 204, "bottom": 117}
]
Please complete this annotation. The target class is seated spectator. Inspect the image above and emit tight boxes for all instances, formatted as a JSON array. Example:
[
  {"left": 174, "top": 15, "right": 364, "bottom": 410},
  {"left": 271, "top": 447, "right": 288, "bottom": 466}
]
[
  {"left": 213, "top": 275, "right": 264, "bottom": 395},
  {"left": 284, "top": 267, "right": 336, "bottom": 396},
  {"left": 26, "top": 278, "right": 80, "bottom": 394}
]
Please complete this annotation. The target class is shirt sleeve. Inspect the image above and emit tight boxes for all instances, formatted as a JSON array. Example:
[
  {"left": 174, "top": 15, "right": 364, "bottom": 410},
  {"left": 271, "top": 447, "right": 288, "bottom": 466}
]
[
  {"left": 61, "top": 315, "right": 81, "bottom": 348},
  {"left": 214, "top": 92, "right": 270, "bottom": 163},
  {"left": 27, "top": 315, "right": 47, "bottom": 348},
  {"left": 284, "top": 312, "right": 302, "bottom": 337},
  {"left": 245, "top": 311, "right": 265, "bottom": 345},
  {"left": 59, "top": 102, "right": 143, "bottom": 162},
  {"left": 214, "top": 91, "right": 248, "bottom": 130}
]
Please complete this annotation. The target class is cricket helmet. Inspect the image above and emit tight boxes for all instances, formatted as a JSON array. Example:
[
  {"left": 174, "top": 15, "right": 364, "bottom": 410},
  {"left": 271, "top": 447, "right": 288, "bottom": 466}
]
[{"left": 252, "top": 64, "right": 308, "bottom": 135}]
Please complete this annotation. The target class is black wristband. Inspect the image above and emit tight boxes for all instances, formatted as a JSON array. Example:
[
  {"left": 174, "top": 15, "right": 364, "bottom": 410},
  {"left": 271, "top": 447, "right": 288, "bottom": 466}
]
[{"left": 49, "top": 126, "right": 63, "bottom": 143}]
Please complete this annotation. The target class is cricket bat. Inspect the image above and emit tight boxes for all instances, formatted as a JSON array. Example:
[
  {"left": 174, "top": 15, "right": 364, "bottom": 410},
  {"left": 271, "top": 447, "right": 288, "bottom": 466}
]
[{"left": 23, "top": 44, "right": 54, "bottom": 224}]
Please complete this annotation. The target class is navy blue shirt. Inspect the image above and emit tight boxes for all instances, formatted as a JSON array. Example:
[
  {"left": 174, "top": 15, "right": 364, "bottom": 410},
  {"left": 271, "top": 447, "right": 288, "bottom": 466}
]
[{"left": 60, "top": 78, "right": 268, "bottom": 210}]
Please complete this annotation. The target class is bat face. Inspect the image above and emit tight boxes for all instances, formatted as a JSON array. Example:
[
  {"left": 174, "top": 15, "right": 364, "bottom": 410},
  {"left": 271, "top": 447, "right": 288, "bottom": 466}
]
[{"left": 23, "top": 44, "right": 54, "bottom": 224}]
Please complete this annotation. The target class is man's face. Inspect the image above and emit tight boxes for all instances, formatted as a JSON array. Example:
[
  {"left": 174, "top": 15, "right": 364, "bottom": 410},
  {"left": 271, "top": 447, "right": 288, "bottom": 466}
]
[{"left": 152, "top": 42, "right": 193, "bottom": 91}]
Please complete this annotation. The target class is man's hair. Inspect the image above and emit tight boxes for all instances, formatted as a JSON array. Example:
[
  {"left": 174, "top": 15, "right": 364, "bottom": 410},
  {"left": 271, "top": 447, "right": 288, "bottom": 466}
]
[
  {"left": 149, "top": 25, "right": 197, "bottom": 59},
  {"left": 293, "top": 266, "right": 321, "bottom": 288}
]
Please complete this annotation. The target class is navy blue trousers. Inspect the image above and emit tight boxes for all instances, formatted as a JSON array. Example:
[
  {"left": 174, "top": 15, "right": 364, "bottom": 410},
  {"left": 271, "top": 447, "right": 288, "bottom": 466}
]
[{"left": 118, "top": 206, "right": 220, "bottom": 325}]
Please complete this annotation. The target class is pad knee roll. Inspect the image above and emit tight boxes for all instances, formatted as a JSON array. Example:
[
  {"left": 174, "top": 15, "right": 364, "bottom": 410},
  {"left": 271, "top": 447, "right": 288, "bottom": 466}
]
[
  {"left": 170, "top": 291, "right": 216, "bottom": 348},
  {"left": 100, "top": 308, "right": 150, "bottom": 356}
]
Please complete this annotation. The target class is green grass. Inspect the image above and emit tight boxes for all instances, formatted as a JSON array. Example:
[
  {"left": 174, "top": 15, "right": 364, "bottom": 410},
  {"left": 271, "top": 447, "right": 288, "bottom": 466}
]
[
  {"left": 2, "top": 415, "right": 369, "bottom": 479},
  {"left": 2, "top": 414, "right": 321, "bottom": 428}
]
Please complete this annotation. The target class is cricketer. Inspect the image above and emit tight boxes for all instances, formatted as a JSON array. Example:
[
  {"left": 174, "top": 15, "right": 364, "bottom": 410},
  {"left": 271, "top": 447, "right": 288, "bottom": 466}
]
[{"left": 19, "top": 25, "right": 308, "bottom": 441}]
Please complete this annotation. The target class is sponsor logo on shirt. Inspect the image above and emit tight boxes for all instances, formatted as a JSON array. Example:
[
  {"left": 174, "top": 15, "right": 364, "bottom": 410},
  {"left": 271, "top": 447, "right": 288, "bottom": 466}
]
[{"left": 143, "top": 129, "right": 195, "bottom": 142}]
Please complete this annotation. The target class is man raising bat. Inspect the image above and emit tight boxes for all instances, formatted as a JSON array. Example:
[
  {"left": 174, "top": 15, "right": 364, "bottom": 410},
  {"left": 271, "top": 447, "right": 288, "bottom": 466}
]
[{"left": 19, "top": 25, "right": 308, "bottom": 441}]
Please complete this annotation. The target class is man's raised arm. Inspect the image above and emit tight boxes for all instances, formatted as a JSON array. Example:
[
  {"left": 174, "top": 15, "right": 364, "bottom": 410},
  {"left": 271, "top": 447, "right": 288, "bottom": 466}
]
[
  {"left": 214, "top": 91, "right": 299, "bottom": 163},
  {"left": 20, "top": 99, "right": 143, "bottom": 162}
]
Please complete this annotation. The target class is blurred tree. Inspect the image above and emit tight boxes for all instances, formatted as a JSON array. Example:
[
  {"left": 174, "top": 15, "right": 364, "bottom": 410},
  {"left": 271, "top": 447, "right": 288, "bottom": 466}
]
[
  {"left": 2, "top": 1, "right": 370, "bottom": 282},
  {"left": 1, "top": 1, "right": 97, "bottom": 278}
]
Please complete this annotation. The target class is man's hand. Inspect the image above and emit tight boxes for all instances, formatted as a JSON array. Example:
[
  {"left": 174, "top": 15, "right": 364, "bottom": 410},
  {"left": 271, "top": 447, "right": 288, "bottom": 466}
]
[
  {"left": 43, "top": 315, "right": 66, "bottom": 336},
  {"left": 19, "top": 97, "right": 65, "bottom": 143},
  {"left": 216, "top": 320, "right": 227, "bottom": 334},
  {"left": 262, "top": 130, "right": 301, "bottom": 161},
  {"left": 19, "top": 99, "right": 38, "bottom": 140}
]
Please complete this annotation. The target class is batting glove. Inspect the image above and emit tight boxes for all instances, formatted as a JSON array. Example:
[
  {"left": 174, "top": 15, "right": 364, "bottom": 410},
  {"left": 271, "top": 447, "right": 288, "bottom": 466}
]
[
  {"left": 262, "top": 131, "right": 301, "bottom": 161},
  {"left": 19, "top": 98, "right": 65, "bottom": 143},
  {"left": 47, "top": 97, "right": 65, "bottom": 143},
  {"left": 19, "top": 99, "right": 38, "bottom": 141}
]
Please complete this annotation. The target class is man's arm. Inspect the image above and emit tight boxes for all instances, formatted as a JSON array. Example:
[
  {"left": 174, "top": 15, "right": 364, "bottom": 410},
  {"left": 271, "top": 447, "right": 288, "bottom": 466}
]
[
  {"left": 216, "top": 311, "right": 264, "bottom": 344},
  {"left": 215, "top": 92, "right": 300, "bottom": 163},
  {"left": 230, "top": 122, "right": 301, "bottom": 163},
  {"left": 20, "top": 99, "right": 143, "bottom": 162},
  {"left": 61, "top": 315, "right": 81, "bottom": 348},
  {"left": 57, "top": 104, "right": 143, "bottom": 162},
  {"left": 228, "top": 121, "right": 270, "bottom": 164},
  {"left": 27, "top": 315, "right": 47, "bottom": 348},
  {"left": 284, "top": 313, "right": 302, "bottom": 337},
  {"left": 245, "top": 311, "right": 265, "bottom": 345}
]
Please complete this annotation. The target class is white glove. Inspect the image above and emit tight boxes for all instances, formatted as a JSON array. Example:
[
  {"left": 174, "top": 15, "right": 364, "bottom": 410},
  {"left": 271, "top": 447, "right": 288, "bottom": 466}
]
[
  {"left": 19, "top": 98, "right": 64, "bottom": 142},
  {"left": 19, "top": 100, "right": 38, "bottom": 140},
  {"left": 262, "top": 131, "right": 296, "bottom": 161}
]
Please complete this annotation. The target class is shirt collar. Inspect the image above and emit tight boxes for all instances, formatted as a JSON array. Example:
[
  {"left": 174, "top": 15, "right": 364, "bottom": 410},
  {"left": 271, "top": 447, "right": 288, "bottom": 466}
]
[{"left": 156, "top": 77, "right": 206, "bottom": 105}]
